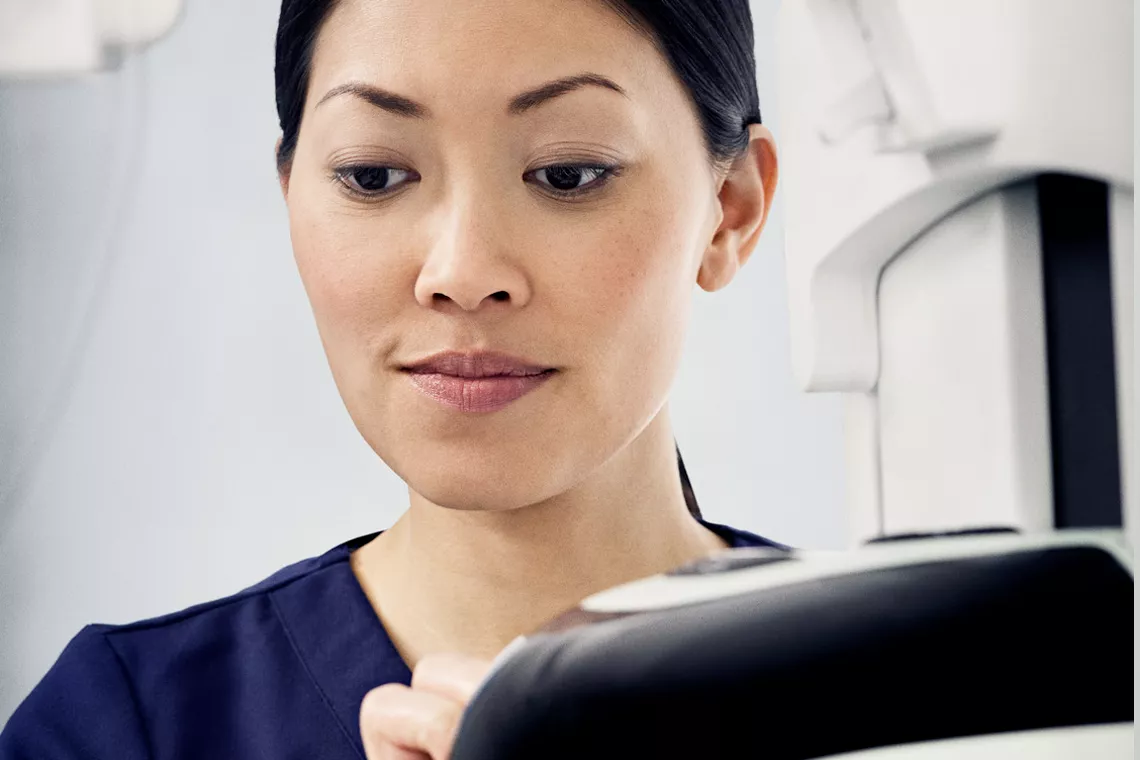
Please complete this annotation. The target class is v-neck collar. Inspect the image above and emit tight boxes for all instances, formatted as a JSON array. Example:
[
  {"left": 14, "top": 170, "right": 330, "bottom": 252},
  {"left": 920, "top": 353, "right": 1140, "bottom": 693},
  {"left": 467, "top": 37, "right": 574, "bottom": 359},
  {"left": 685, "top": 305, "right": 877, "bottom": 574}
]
[
  {"left": 268, "top": 532, "right": 410, "bottom": 759},
  {"left": 269, "top": 520, "right": 783, "bottom": 757}
]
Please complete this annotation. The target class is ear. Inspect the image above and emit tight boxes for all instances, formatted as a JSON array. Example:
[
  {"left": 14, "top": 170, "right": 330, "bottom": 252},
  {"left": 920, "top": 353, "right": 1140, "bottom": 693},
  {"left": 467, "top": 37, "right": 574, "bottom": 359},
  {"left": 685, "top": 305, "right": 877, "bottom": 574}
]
[
  {"left": 275, "top": 137, "right": 291, "bottom": 199},
  {"left": 697, "top": 123, "right": 779, "bottom": 292}
]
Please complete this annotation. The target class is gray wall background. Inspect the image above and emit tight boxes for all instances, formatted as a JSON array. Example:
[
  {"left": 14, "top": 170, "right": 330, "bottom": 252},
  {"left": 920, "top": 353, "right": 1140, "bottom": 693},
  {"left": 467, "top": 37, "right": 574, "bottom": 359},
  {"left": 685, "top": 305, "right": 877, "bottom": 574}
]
[{"left": 0, "top": 0, "right": 844, "bottom": 723}]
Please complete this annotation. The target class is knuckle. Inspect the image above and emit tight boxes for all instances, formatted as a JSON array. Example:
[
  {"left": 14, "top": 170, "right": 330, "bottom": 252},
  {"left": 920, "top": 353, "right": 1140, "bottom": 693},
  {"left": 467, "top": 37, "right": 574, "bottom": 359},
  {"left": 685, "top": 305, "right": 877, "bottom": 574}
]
[{"left": 360, "top": 683, "right": 406, "bottom": 726}]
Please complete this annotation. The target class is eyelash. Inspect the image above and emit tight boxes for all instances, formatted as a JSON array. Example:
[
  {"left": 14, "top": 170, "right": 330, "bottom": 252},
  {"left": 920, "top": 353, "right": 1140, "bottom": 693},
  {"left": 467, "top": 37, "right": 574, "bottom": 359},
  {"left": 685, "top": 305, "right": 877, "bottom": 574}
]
[{"left": 329, "top": 163, "right": 623, "bottom": 202}]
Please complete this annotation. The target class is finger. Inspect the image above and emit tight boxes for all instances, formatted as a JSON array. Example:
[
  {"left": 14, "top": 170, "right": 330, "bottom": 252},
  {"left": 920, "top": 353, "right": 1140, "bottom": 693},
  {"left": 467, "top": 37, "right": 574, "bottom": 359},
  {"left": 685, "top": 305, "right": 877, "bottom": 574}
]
[
  {"left": 372, "top": 744, "right": 429, "bottom": 760},
  {"left": 410, "top": 653, "right": 495, "bottom": 705},
  {"left": 360, "top": 683, "right": 463, "bottom": 760}
]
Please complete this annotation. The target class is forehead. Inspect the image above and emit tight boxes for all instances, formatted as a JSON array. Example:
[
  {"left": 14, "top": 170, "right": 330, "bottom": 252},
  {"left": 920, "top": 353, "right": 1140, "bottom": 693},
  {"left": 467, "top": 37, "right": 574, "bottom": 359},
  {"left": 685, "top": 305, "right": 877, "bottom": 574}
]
[{"left": 307, "top": 0, "right": 686, "bottom": 122}]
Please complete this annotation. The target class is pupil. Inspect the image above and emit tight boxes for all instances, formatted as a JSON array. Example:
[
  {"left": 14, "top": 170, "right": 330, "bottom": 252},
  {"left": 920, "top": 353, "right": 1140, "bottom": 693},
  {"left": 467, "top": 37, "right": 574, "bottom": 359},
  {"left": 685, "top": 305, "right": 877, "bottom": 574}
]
[
  {"left": 355, "top": 167, "right": 389, "bottom": 191},
  {"left": 546, "top": 166, "right": 583, "bottom": 191}
]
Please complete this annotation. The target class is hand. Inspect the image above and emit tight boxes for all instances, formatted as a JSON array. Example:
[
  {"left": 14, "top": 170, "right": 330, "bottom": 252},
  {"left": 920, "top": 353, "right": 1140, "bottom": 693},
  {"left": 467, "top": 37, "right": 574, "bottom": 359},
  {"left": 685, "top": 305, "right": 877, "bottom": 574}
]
[{"left": 360, "top": 653, "right": 494, "bottom": 760}]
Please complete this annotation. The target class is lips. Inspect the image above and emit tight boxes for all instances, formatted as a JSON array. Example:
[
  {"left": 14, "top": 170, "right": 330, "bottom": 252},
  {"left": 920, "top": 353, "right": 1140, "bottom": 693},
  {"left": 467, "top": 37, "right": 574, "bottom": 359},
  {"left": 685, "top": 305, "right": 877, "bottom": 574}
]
[
  {"left": 403, "top": 351, "right": 551, "bottom": 378},
  {"left": 401, "top": 351, "right": 556, "bottom": 412}
]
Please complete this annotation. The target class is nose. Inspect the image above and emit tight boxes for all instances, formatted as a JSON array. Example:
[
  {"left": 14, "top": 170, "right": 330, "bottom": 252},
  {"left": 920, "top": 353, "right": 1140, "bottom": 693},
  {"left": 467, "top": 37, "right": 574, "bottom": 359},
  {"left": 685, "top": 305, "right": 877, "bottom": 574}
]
[{"left": 414, "top": 197, "right": 532, "bottom": 313}]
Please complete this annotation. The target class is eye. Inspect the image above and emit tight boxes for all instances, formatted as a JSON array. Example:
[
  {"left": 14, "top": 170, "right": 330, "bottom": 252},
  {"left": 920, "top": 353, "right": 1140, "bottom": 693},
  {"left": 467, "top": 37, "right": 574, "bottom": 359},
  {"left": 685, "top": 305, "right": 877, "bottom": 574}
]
[
  {"left": 333, "top": 165, "right": 417, "bottom": 198},
  {"left": 528, "top": 164, "right": 620, "bottom": 198}
]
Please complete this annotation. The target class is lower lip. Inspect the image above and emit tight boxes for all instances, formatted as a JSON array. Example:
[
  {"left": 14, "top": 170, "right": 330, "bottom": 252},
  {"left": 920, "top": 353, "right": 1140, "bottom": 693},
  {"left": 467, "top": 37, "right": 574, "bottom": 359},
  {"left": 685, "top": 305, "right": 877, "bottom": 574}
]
[{"left": 405, "top": 370, "right": 556, "bottom": 412}]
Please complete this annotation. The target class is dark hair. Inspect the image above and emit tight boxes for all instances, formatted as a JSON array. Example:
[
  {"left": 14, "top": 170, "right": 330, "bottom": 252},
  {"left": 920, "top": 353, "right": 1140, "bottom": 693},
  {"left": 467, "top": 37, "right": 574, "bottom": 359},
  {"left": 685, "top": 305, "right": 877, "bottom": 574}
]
[{"left": 275, "top": 0, "right": 764, "bottom": 519}]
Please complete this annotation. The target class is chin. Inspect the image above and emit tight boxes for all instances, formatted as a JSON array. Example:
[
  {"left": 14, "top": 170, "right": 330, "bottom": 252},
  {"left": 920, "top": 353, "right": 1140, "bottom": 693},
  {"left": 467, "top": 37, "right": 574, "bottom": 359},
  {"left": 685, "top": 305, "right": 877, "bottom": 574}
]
[
  {"left": 401, "top": 451, "right": 572, "bottom": 513},
  {"left": 411, "top": 478, "right": 538, "bottom": 512},
  {"left": 383, "top": 432, "right": 565, "bottom": 504}
]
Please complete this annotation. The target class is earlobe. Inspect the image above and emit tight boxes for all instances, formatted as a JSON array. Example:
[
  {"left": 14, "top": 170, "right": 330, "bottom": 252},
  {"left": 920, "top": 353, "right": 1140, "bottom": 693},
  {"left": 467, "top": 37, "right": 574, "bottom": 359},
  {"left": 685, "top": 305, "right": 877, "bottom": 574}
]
[{"left": 696, "top": 236, "right": 740, "bottom": 292}]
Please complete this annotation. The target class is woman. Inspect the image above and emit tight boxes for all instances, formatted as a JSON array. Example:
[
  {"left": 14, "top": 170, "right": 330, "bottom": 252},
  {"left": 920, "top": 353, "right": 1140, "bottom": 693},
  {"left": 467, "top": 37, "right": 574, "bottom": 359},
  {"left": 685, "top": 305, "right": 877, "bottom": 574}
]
[{"left": 0, "top": 0, "right": 780, "bottom": 757}]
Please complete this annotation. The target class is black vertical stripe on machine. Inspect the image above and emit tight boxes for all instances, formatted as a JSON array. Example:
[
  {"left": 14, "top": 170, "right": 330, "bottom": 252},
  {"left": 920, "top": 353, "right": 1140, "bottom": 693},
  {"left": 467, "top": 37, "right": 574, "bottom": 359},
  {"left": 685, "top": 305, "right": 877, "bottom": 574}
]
[{"left": 1036, "top": 173, "right": 1122, "bottom": 528}]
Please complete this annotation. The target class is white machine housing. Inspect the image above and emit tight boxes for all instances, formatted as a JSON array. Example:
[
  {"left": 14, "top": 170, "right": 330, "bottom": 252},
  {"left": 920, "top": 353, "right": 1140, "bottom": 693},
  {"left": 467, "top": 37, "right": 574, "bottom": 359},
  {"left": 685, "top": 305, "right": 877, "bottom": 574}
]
[{"left": 776, "top": 0, "right": 1135, "bottom": 548}]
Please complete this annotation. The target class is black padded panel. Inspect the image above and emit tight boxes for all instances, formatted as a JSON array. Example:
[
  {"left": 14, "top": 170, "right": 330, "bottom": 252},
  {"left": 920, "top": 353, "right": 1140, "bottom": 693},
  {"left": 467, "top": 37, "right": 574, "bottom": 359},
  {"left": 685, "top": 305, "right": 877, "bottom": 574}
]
[{"left": 451, "top": 546, "right": 1133, "bottom": 760}]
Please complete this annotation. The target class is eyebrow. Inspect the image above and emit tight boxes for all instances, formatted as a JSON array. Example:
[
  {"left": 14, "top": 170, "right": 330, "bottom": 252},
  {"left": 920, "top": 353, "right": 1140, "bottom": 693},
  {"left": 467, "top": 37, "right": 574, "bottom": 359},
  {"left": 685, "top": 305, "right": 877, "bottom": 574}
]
[{"left": 314, "top": 73, "right": 628, "bottom": 118}]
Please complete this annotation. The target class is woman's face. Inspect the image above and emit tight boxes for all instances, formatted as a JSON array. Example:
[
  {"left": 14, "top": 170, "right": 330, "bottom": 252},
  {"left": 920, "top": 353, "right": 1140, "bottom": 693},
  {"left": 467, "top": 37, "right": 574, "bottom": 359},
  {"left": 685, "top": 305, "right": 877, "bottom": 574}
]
[{"left": 284, "top": 0, "right": 753, "bottom": 511}]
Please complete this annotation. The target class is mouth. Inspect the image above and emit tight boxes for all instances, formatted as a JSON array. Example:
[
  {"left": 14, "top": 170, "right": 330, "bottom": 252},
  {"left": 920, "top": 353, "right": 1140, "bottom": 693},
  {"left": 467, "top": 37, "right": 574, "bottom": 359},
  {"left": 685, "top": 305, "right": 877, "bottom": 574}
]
[{"left": 400, "top": 351, "right": 557, "bottom": 412}]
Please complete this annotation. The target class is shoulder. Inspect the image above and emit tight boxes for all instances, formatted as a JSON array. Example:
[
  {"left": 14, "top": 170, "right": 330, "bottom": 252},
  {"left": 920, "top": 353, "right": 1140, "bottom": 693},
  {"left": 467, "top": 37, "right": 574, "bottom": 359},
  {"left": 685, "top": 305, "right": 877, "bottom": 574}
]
[
  {"left": 0, "top": 534, "right": 373, "bottom": 759},
  {"left": 108, "top": 532, "right": 370, "bottom": 634},
  {"left": 79, "top": 534, "right": 362, "bottom": 666},
  {"left": 0, "top": 624, "right": 150, "bottom": 759}
]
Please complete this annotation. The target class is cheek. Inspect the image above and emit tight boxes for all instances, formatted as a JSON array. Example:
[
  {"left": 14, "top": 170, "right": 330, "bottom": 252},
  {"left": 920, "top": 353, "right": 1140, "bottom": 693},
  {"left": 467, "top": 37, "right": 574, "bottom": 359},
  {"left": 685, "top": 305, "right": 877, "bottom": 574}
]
[
  {"left": 541, "top": 199, "right": 700, "bottom": 441},
  {"left": 564, "top": 189, "right": 701, "bottom": 362},
  {"left": 288, "top": 203, "right": 416, "bottom": 460},
  {"left": 288, "top": 197, "right": 408, "bottom": 357}
]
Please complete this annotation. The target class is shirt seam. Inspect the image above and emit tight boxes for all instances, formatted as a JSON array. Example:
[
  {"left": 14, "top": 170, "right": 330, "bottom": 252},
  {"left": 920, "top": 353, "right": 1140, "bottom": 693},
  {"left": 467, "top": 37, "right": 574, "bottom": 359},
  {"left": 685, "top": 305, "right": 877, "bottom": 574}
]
[
  {"left": 99, "top": 554, "right": 353, "bottom": 635},
  {"left": 268, "top": 589, "right": 367, "bottom": 760},
  {"left": 100, "top": 532, "right": 383, "bottom": 636},
  {"left": 99, "top": 629, "right": 158, "bottom": 760}
]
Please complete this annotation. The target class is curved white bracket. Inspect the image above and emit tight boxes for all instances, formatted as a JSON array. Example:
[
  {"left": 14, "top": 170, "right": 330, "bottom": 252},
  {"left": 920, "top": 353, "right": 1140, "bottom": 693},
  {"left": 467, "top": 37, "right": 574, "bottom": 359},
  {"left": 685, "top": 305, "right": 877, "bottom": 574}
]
[
  {"left": 803, "top": 163, "right": 1134, "bottom": 393},
  {"left": 779, "top": 0, "right": 1134, "bottom": 393}
]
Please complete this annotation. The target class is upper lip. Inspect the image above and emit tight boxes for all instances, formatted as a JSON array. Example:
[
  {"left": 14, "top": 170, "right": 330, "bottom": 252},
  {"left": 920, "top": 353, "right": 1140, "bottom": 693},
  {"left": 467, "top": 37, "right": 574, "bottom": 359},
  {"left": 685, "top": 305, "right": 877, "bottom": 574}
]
[{"left": 401, "top": 350, "right": 554, "bottom": 378}]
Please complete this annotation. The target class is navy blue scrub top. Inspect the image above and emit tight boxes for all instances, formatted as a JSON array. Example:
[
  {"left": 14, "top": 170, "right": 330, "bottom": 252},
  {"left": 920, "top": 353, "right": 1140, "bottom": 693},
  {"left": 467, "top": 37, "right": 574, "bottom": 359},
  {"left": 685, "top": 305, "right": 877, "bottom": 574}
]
[{"left": 0, "top": 520, "right": 783, "bottom": 759}]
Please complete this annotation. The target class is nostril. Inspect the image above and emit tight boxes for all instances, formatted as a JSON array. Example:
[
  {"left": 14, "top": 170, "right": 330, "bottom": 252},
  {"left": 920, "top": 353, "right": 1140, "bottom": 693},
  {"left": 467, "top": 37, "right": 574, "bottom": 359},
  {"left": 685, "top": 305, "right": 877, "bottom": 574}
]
[{"left": 428, "top": 291, "right": 510, "bottom": 307}]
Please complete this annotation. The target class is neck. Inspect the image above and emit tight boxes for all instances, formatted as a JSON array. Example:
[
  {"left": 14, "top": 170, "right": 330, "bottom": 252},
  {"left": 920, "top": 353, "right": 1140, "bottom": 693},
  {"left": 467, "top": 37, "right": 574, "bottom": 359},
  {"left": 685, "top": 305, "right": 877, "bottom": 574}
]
[{"left": 350, "top": 408, "right": 729, "bottom": 668}]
